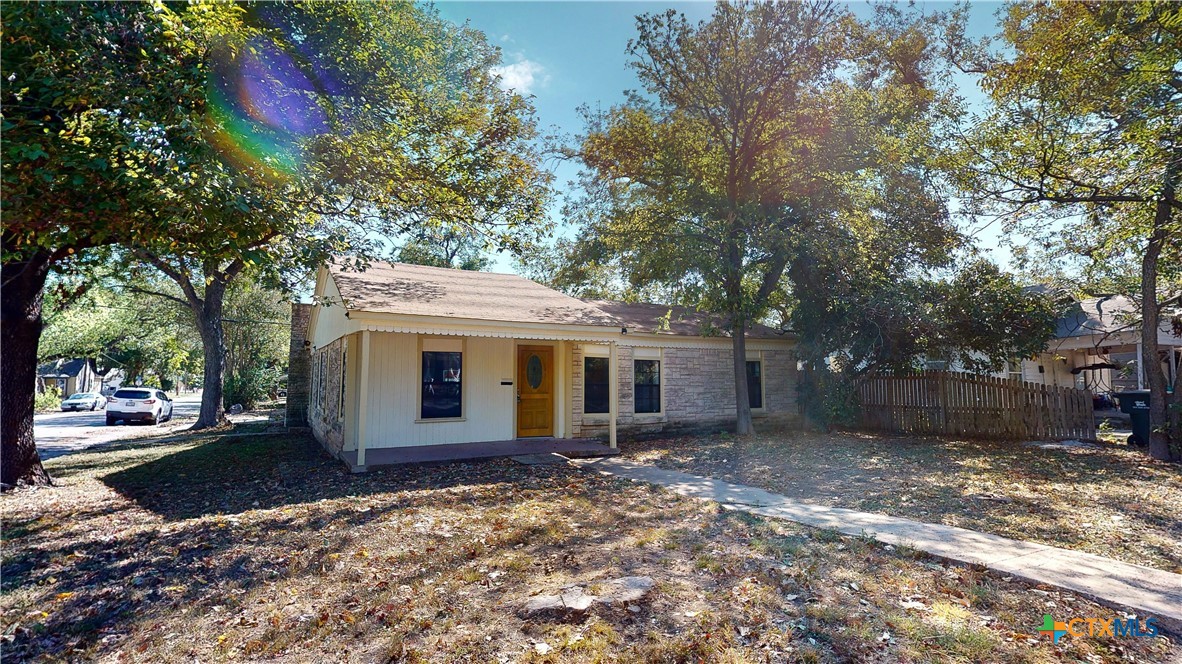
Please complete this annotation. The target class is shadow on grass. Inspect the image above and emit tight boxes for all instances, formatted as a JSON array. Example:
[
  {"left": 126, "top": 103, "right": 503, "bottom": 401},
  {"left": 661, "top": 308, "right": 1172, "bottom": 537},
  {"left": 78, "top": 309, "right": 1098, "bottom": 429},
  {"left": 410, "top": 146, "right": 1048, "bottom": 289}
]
[
  {"left": 101, "top": 433, "right": 537, "bottom": 520},
  {"left": 6, "top": 433, "right": 669, "bottom": 661}
]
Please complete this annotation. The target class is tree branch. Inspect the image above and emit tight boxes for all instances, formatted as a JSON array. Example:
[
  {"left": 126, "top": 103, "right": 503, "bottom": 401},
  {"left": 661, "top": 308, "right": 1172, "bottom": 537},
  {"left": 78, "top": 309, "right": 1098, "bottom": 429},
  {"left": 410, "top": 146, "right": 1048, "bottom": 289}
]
[
  {"left": 125, "top": 286, "right": 190, "bottom": 308},
  {"left": 133, "top": 250, "right": 202, "bottom": 310}
]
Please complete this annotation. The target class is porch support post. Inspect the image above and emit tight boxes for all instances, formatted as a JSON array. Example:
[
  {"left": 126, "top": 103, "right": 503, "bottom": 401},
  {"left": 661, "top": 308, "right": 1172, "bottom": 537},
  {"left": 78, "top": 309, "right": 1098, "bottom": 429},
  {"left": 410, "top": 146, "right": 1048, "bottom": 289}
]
[
  {"left": 356, "top": 330, "right": 371, "bottom": 470},
  {"left": 1136, "top": 340, "right": 1145, "bottom": 390},
  {"left": 609, "top": 340, "right": 618, "bottom": 449},
  {"left": 1171, "top": 346, "right": 1179, "bottom": 388}
]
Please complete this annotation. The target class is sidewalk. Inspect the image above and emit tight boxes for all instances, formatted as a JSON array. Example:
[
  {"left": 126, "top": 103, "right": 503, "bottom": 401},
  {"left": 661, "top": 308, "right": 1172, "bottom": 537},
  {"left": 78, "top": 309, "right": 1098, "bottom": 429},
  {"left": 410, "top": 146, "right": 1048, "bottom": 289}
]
[{"left": 573, "top": 456, "right": 1182, "bottom": 635}]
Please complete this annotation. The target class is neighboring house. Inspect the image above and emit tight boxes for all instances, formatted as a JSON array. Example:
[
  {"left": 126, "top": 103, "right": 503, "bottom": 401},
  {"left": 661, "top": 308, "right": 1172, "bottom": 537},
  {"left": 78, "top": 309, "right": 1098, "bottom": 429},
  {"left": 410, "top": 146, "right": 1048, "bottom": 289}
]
[
  {"left": 1039, "top": 294, "right": 1181, "bottom": 393},
  {"left": 931, "top": 294, "right": 1181, "bottom": 393},
  {"left": 37, "top": 358, "right": 99, "bottom": 396},
  {"left": 297, "top": 261, "right": 798, "bottom": 469},
  {"left": 100, "top": 368, "right": 126, "bottom": 395}
]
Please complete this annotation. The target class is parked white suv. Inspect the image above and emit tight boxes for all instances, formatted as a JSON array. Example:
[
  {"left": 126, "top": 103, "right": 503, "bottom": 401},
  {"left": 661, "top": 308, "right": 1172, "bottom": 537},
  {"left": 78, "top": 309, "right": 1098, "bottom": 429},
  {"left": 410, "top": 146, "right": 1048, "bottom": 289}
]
[{"left": 106, "top": 388, "right": 174, "bottom": 425}]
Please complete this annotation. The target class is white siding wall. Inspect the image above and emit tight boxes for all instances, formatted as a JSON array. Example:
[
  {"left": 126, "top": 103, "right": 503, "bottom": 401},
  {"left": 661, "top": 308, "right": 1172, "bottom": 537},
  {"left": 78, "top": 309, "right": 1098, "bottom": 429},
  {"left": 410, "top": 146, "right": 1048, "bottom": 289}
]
[
  {"left": 1021, "top": 352, "right": 1078, "bottom": 388},
  {"left": 361, "top": 333, "right": 516, "bottom": 448},
  {"left": 311, "top": 275, "right": 358, "bottom": 348}
]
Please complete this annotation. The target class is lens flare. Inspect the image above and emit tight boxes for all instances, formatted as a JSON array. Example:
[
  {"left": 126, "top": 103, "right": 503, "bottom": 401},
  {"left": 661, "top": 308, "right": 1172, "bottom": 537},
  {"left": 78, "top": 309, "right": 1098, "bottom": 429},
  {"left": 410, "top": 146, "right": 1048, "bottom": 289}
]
[{"left": 205, "top": 34, "right": 331, "bottom": 179}]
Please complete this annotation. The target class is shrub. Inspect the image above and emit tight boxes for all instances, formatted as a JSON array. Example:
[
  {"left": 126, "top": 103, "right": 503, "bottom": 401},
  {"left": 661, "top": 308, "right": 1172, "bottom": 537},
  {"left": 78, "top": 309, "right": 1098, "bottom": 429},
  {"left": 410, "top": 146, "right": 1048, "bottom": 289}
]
[
  {"left": 796, "top": 367, "right": 861, "bottom": 429},
  {"left": 35, "top": 387, "right": 62, "bottom": 413},
  {"left": 223, "top": 364, "right": 283, "bottom": 410}
]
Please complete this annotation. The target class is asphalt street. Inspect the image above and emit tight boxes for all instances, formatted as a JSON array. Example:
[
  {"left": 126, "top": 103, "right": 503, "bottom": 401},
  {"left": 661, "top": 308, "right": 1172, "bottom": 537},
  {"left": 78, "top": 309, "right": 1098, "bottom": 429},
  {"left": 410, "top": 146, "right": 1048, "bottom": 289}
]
[{"left": 34, "top": 392, "right": 204, "bottom": 460}]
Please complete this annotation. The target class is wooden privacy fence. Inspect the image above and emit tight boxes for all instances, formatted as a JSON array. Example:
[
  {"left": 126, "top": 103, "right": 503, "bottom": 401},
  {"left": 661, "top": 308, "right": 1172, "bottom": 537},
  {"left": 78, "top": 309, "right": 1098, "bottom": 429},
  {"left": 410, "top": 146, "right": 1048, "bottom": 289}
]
[{"left": 856, "top": 371, "right": 1095, "bottom": 441}]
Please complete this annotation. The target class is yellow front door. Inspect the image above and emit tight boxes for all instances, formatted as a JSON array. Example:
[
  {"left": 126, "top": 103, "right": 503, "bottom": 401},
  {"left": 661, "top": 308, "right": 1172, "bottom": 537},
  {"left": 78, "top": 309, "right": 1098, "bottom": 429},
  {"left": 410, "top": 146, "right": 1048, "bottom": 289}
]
[{"left": 516, "top": 346, "right": 554, "bottom": 437}]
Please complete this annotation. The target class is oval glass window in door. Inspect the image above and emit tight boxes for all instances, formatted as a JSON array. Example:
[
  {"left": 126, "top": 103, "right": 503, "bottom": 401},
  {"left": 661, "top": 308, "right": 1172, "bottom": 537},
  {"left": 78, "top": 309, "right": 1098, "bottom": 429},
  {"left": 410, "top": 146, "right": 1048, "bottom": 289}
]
[{"left": 526, "top": 354, "right": 543, "bottom": 389}]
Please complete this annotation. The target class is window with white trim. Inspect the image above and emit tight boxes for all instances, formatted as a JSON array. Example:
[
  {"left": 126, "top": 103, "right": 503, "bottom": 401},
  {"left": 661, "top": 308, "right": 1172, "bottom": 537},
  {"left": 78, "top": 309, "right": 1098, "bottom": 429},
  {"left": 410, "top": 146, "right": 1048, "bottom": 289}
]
[
  {"left": 1006, "top": 360, "right": 1023, "bottom": 382},
  {"left": 318, "top": 352, "right": 328, "bottom": 411},
  {"left": 634, "top": 359, "right": 661, "bottom": 414},
  {"left": 311, "top": 351, "right": 321, "bottom": 412},
  {"left": 338, "top": 348, "right": 347, "bottom": 421},
  {"left": 584, "top": 356, "right": 610, "bottom": 414}
]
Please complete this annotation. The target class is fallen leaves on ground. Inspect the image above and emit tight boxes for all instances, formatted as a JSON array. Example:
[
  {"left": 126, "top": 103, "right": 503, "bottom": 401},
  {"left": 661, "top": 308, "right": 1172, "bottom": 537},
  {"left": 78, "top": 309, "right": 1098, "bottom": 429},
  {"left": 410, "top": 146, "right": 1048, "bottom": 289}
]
[
  {"left": 628, "top": 429, "right": 1182, "bottom": 573},
  {"left": 1, "top": 433, "right": 1176, "bottom": 662}
]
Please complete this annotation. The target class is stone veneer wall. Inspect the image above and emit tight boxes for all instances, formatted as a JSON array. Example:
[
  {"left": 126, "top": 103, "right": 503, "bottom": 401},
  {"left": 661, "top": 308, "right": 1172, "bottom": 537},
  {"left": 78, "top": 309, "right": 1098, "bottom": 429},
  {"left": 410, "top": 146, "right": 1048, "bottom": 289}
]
[
  {"left": 571, "top": 342, "right": 798, "bottom": 439},
  {"left": 285, "top": 303, "right": 312, "bottom": 427},
  {"left": 308, "top": 337, "right": 346, "bottom": 454}
]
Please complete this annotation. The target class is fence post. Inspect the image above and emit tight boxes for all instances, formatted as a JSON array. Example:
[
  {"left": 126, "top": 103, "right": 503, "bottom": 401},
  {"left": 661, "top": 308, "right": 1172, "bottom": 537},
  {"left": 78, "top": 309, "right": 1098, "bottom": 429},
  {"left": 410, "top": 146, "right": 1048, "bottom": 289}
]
[{"left": 939, "top": 371, "right": 948, "bottom": 433}]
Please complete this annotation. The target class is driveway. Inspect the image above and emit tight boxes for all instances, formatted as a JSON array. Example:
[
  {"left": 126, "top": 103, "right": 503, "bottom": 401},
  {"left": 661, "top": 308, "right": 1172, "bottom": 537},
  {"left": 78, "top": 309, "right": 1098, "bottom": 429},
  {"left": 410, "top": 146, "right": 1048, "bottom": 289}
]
[{"left": 35, "top": 392, "right": 203, "bottom": 460}]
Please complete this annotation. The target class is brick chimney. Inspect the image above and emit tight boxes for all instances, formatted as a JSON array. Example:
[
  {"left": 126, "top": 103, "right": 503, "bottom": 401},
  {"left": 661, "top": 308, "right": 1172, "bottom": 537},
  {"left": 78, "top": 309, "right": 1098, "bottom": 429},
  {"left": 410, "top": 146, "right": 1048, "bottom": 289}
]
[{"left": 285, "top": 303, "right": 313, "bottom": 427}]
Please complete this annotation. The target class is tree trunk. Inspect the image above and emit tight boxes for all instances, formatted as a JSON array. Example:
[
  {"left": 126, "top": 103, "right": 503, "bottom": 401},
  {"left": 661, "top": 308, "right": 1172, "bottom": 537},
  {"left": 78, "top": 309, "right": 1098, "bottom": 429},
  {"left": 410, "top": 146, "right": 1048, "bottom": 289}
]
[
  {"left": 1141, "top": 199, "right": 1174, "bottom": 461},
  {"left": 1, "top": 251, "right": 53, "bottom": 488},
  {"left": 732, "top": 322, "right": 753, "bottom": 435},
  {"left": 192, "top": 283, "right": 228, "bottom": 429}
]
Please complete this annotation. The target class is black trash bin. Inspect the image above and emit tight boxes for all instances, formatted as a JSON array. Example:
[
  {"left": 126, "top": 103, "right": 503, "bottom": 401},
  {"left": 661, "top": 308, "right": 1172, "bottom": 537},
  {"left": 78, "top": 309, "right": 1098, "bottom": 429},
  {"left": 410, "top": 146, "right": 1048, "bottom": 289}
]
[{"left": 1113, "top": 390, "right": 1151, "bottom": 446}]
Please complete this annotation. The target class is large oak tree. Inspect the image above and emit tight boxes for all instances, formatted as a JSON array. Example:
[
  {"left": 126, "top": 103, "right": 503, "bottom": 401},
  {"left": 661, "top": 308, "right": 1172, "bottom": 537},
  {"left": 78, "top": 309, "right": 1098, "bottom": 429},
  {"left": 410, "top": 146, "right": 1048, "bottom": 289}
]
[
  {"left": 563, "top": 2, "right": 963, "bottom": 433},
  {"left": 132, "top": 1, "right": 551, "bottom": 430},
  {"left": 1, "top": 2, "right": 229, "bottom": 487},
  {"left": 2, "top": 2, "right": 550, "bottom": 485},
  {"left": 956, "top": 1, "right": 1182, "bottom": 461}
]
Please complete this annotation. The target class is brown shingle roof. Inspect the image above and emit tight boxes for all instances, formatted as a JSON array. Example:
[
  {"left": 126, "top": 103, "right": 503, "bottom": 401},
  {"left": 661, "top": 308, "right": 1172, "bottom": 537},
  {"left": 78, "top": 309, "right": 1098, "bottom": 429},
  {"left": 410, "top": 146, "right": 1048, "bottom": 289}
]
[
  {"left": 328, "top": 261, "right": 791, "bottom": 339},
  {"left": 581, "top": 299, "right": 788, "bottom": 339},
  {"left": 329, "top": 262, "right": 615, "bottom": 327}
]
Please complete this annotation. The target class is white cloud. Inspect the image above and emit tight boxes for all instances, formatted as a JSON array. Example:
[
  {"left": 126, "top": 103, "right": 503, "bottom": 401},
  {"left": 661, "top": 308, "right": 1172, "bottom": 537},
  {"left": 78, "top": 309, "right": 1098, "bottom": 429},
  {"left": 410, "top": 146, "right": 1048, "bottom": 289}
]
[{"left": 491, "top": 58, "right": 548, "bottom": 95}]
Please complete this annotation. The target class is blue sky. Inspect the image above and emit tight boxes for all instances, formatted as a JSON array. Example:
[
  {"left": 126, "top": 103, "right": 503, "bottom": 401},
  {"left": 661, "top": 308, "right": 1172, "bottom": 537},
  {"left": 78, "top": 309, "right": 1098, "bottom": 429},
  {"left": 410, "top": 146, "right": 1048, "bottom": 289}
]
[{"left": 434, "top": 1, "right": 1011, "bottom": 273}]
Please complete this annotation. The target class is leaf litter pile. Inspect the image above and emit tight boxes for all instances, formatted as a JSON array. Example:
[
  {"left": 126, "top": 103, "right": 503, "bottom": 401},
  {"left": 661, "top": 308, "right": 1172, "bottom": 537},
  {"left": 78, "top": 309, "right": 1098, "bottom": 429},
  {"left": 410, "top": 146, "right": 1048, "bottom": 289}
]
[
  {"left": 629, "top": 429, "right": 1182, "bottom": 573},
  {"left": 2, "top": 434, "right": 1176, "bottom": 662}
]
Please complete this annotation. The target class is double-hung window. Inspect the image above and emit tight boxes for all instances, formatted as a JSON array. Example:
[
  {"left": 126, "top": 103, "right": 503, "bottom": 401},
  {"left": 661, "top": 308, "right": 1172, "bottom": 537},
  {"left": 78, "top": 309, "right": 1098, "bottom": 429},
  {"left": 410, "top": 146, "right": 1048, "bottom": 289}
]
[
  {"left": 746, "top": 360, "right": 763, "bottom": 409},
  {"left": 634, "top": 359, "right": 661, "bottom": 414},
  {"left": 318, "top": 353, "right": 328, "bottom": 411},
  {"left": 584, "top": 356, "right": 610, "bottom": 414},
  {"left": 421, "top": 350, "right": 462, "bottom": 419},
  {"left": 338, "top": 348, "right": 347, "bottom": 420}
]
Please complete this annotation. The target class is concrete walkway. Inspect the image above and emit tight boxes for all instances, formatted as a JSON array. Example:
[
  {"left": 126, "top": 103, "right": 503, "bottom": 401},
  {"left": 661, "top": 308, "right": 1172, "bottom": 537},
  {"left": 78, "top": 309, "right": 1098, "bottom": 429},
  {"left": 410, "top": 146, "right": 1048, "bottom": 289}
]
[{"left": 574, "top": 457, "right": 1182, "bottom": 634}]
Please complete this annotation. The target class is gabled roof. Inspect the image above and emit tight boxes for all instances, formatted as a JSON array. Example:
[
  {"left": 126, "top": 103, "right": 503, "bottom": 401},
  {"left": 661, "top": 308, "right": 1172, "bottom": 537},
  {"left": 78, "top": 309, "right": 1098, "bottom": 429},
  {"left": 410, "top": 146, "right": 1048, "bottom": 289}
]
[
  {"left": 37, "top": 358, "right": 93, "bottom": 378},
  {"left": 326, "top": 261, "right": 792, "bottom": 339},
  {"left": 1054, "top": 293, "right": 1182, "bottom": 340},
  {"left": 1056, "top": 295, "right": 1139, "bottom": 339},
  {"left": 329, "top": 262, "right": 615, "bottom": 327}
]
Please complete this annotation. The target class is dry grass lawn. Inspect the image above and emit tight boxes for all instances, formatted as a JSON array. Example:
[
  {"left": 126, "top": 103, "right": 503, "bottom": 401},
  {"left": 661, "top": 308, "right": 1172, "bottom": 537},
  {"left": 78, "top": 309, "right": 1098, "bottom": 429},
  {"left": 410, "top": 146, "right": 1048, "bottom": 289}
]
[
  {"left": 2, "top": 433, "right": 1177, "bottom": 662},
  {"left": 628, "top": 429, "right": 1182, "bottom": 573}
]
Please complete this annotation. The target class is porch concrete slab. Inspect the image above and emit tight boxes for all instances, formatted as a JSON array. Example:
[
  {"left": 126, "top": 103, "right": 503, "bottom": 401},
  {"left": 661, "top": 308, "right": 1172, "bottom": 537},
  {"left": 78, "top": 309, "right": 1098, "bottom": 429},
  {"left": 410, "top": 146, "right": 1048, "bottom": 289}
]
[
  {"left": 340, "top": 437, "right": 615, "bottom": 470},
  {"left": 574, "top": 457, "right": 1182, "bottom": 634}
]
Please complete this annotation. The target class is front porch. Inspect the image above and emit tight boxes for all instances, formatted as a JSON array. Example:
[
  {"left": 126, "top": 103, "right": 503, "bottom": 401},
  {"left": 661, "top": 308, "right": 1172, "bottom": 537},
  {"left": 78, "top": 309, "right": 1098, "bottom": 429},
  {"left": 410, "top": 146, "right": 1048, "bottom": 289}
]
[{"left": 339, "top": 437, "right": 617, "bottom": 472}]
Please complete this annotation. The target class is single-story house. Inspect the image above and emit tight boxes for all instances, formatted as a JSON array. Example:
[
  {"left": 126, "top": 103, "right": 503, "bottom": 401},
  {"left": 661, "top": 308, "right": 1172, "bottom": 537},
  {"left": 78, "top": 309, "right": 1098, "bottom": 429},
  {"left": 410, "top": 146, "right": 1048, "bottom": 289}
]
[
  {"left": 296, "top": 261, "right": 799, "bottom": 470},
  {"left": 99, "top": 368, "right": 126, "bottom": 395},
  {"left": 1010, "top": 295, "right": 1179, "bottom": 393},
  {"left": 929, "top": 294, "right": 1181, "bottom": 393},
  {"left": 36, "top": 358, "right": 99, "bottom": 396}
]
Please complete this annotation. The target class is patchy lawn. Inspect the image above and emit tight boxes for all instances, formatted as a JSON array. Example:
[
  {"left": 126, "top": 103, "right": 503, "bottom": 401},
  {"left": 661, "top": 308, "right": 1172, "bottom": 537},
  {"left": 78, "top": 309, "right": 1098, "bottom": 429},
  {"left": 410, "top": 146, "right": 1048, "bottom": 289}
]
[
  {"left": 1, "top": 435, "right": 1175, "bottom": 663},
  {"left": 628, "top": 429, "right": 1182, "bottom": 574}
]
